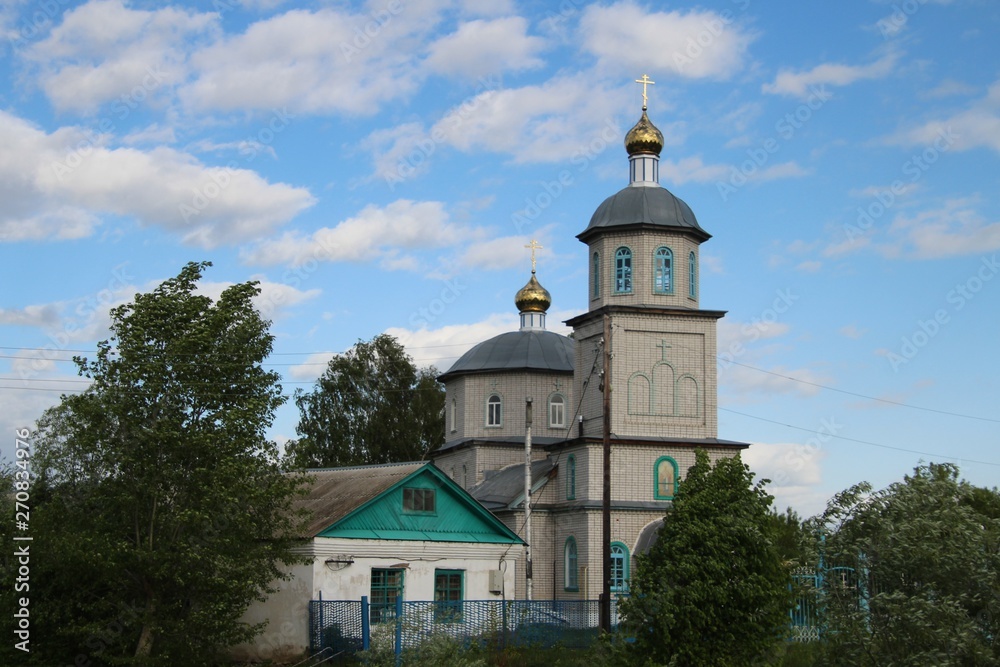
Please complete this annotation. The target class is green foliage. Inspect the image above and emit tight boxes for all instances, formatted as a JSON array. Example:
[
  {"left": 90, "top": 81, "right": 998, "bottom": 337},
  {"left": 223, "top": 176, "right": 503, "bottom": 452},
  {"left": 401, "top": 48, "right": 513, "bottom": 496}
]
[
  {"left": 815, "top": 463, "right": 1000, "bottom": 666},
  {"left": 619, "top": 449, "right": 790, "bottom": 667},
  {"left": 285, "top": 333, "right": 444, "bottom": 468},
  {"left": 767, "top": 506, "right": 813, "bottom": 567},
  {"left": 9, "top": 262, "right": 306, "bottom": 666}
]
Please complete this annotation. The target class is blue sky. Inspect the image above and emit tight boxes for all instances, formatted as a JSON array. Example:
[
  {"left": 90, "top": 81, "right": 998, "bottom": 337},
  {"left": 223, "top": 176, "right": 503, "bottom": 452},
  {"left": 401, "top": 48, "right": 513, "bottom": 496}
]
[{"left": 2, "top": 0, "right": 998, "bottom": 516}]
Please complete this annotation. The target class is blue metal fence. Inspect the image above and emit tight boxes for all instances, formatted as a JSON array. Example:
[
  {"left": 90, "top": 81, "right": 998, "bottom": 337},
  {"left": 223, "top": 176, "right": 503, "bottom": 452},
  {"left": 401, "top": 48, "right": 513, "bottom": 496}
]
[{"left": 309, "top": 598, "right": 614, "bottom": 657}]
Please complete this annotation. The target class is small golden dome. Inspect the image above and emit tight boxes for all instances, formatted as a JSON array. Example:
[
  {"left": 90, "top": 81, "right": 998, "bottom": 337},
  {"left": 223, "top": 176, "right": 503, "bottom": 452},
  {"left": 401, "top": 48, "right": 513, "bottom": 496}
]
[
  {"left": 625, "top": 108, "right": 664, "bottom": 157},
  {"left": 514, "top": 272, "right": 551, "bottom": 313}
]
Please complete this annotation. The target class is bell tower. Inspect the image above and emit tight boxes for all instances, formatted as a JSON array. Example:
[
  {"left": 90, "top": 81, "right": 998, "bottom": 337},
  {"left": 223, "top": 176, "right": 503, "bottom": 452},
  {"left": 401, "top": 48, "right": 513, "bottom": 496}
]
[{"left": 567, "top": 79, "right": 724, "bottom": 442}]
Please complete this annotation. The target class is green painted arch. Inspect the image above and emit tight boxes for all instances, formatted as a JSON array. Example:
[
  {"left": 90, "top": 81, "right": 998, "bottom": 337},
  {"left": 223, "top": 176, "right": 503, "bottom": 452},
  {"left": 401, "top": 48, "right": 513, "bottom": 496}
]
[
  {"left": 654, "top": 456, "right": 679, "bottom": 500},
  {"left": 610, "top": 541, "right": 630, "bottom": 592}
]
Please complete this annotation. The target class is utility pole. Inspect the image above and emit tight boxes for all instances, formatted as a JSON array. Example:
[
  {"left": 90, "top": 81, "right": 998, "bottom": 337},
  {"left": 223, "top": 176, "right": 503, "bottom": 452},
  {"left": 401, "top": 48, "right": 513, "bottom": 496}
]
[
  {"left": 600, "top": 315, "right": 612, "bottom": 632},
  {"left": 524, "top": 397, "right": 533, "bottom": 601}
]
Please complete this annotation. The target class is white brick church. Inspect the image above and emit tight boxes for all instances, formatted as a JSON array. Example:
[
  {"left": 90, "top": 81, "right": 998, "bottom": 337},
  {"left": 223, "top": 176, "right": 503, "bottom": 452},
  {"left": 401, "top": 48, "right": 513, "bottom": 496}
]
[{"left": 432, "top": 96, "right": 749, "bottom": 600}]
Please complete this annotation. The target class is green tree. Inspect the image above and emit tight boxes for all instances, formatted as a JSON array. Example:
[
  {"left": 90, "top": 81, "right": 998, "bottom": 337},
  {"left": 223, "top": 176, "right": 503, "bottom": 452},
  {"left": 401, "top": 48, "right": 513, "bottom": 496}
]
[
  {"left": 285, "top": 333, "right": 444, "bottom": 468},
  {"left": 19, "top": 262, "right": 305, "bottom": 666},
  {"left": 768, "top": 506, "right": 812, "bottom": 567},
  {"left": 619, "top": 449, "right": 789, "bottom": 667},
  {"left": 816, "top": 463, "right": 1000, "bottom": 666}
]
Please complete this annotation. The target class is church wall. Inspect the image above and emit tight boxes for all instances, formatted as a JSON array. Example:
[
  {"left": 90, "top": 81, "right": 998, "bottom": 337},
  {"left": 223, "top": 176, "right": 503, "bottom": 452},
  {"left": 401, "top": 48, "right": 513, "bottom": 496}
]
[
  {"left": 444, "top": 379, "right": 467, "bottom": 443},
  {"left": 611, "top": 310, "right": 719, "bottom": 439},
  {"left": 459, "top": 371, "right": 574, "bottom": 442},
  {"left": 572, "top": 317, "right": 605, "bottom": 439},
  {"left": 588, "top": 230, "right": 702, "bottom": 311}
]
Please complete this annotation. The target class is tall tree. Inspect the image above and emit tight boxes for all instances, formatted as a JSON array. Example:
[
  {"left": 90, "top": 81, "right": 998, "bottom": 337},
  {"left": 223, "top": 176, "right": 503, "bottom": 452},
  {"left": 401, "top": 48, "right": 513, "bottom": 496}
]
[
  {"left": 285, "top": 334, "right": 444, "bottom": 468},
  {"left": 816, "top": 463, "right": 1000, "bottom": 666},
  {"left": 21, "top": 262, "right": 305, "bottom": 666},
  {"left": 620, "top": 449, "right": 790, "bottom": 667}
]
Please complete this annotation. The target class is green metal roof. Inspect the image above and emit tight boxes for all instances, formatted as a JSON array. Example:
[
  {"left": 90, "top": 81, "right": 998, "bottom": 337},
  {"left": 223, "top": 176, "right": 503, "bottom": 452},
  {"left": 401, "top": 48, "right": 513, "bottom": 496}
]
[{"left": 315, "top": 464, "right": 522, "bottom": 544}]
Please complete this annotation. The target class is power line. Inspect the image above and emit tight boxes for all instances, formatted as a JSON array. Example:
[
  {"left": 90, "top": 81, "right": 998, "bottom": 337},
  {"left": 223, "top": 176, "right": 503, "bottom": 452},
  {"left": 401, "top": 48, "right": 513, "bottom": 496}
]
[{"left": 721, "top": 407, "right": 1000, "bottom": 468}]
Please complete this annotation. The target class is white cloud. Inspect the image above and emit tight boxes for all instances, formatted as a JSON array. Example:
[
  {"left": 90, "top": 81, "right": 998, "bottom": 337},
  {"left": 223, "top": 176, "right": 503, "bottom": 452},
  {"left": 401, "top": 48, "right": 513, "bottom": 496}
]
[
  {"left": 240, "top": 200, "right": 469, "bottom": 267},
  {"left": 839, "top": 325, "right": 866, "bottom": 339},
  {"left": 196, "top": 279, "right": 321, "bottom": 320},
  {"left": 762, "top": 52, "right": 899, "bottom": 99},
  {"left": 0, "top": 304, "right": 62, "bottom": 327},
  {"left": 0, "top": 111, "right": 314, "bottom": 247},
  {"left": 743, "top": 442, "right": 828, "bottom": 517},
  {"left": 888, "top": 80, "right": 1000, "bottom": 154},
  {"left": 181, "top": 6, "right": 423, "bottom": 114},
  {"left": 659, "top": 156, "right": 730, "bottom": 185},
  {"left": 425, "top": 17, "right": 545, "bottom": 78},
  {"left": 579, "top": 2, "right": 755, "bottom": 80},
  {"left": 424, "top": 74, "right": 624, "bottom": 163},
  {"left": 25, "top": 0, "right": 217, "bottom": 113},
  {"left": 288, "top": 351, "right": 336, "bottom": 382},
  {"left": 881, "top": 198, "right": 1000, "bottom": 259},
  {"left": 459, "top": 235, "right": 553, "bottom": 271}
]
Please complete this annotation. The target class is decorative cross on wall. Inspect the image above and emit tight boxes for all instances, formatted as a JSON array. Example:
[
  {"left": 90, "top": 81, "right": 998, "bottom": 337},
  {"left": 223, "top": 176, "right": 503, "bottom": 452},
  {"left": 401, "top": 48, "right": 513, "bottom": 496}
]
[{"left": 656, "top": 339, "right": 671, "bottom": 362}]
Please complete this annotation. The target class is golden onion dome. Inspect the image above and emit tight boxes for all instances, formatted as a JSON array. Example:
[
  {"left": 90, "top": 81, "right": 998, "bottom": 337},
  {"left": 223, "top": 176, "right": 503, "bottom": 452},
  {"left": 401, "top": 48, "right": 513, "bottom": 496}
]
[
  {"left": 625, "top": 108, "right": 664, "bottom": 157},
  {"left": 514, "top": 272, "right": 551, "bottom": 313}
]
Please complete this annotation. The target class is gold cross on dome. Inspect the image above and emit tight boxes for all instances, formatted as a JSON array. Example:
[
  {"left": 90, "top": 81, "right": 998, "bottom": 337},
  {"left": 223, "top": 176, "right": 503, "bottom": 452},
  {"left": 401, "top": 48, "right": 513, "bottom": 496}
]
[
  {"left": 525, "top": 239, "right": 543, "bottom": 273},
  {"left": 635, "top": 73, "right": 655, "bottom": 109}
]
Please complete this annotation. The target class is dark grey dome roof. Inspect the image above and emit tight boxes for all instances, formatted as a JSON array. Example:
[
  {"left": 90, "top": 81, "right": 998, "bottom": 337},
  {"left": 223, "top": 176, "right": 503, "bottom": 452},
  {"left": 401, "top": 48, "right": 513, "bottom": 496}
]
[
  {"left": 438, "top": 330, "right": 574, "bottom": 382},
  {"left": 579, "top": 185, "right": 710, "bottom": 243}
]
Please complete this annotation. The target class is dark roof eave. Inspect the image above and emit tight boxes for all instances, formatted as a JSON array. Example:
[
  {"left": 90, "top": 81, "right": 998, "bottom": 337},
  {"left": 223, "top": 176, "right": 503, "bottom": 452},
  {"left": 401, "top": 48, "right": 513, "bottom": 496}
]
[
  {"left": 576, "top": 221, "right": 711, "bottom": 245},
  {"left": 564, "top": 304, "right": 727, "bottom": 328}
]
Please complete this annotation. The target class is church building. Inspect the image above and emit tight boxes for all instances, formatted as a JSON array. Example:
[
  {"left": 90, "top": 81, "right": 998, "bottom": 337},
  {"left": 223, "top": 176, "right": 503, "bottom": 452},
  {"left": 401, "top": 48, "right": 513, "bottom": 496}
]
[{"left": 433, "top": 92, "right": 750, "bottom": 601}]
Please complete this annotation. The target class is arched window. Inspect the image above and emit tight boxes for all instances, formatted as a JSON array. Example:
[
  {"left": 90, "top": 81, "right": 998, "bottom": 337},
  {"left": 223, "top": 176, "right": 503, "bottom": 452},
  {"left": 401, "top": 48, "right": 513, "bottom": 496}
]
[
  {"left": 592, "top": 251, "right": 601, "bottom": 298},
  {"left": 449, "top": 398, "right": 457, "bottom": 433},
  {"left": 549, "top": 393, "right": 565, "bottom": 428},
  {"left": 654, "top": 247, "right": 673, "bottom": 294},
  {"left": 487, "top": 394, "right": 502, "bottom": 427},
  {"left": 615, "top": 247, "right": 632, "bottom": 294},
  {"left": 566, "top": 454, "right": 576, "bottom": 500},
  {"left": 689, "top": 251, "right": 697, "bottom": 298},
  {"left": 654, "top": 456, "right": 679, "bottom": 500},
  {"left": 564, "top": 537, "right": 579, "bottom": 591},
  {"left": 610, "top": 542, "right": 630, "bottom": 592}
]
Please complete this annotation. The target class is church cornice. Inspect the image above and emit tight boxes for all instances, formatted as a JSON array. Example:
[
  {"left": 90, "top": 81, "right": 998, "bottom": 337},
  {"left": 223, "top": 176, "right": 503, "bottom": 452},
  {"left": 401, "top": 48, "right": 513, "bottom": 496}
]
[
  {"left": 564, "top": 304, "right": 727, "bottom": 328},
  {"left": 577, "top": 220, "right": 711, "bottom": 245}
]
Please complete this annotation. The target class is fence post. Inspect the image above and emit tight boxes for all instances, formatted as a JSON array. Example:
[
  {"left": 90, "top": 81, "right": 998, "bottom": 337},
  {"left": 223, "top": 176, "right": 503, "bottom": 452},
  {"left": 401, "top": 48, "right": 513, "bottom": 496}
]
[
  {"left": 318, "top": 591, "right": 324, "bottom": 651},
  {"left": 361, "top": 595, "right": 370, "bottom": 652},
  {"left": 394, "top": 595, "right": 403, "bottom": 666},
  {"left": 501, "top": 600, "right": 508, "bottom": 650}
]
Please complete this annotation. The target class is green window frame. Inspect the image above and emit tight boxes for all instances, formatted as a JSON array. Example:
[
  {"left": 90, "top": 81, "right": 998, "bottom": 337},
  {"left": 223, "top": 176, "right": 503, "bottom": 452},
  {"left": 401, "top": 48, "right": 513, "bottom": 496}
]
[
  {"left": 654, "top": 456, "right": 679, "bottom": 500},
  {"left": 610, "top": 542, "right": 629, "bottom": 593},
  {"left": 402, "top": 487, "right": 436, "bottom": 514},
  {"left": 615, "top": 247, "right": 633, "bottom": 294},
  {"left": 689, "top": 251, "right": 697, "bottom": 298},
  {"left": 566, "top": 454, "right": 576, "bottom": 500},
  {"left": 654, "top": 246, "right": 673, "bottom": 294},
  {"left": 370, "top": 568, "right": 404, "bottom": 623},
  {"left": 564, "top": 536, "right": 579, "bottom": 591},
  {"left": 433, "top": 569, "right": 464, "bottom": 623}
]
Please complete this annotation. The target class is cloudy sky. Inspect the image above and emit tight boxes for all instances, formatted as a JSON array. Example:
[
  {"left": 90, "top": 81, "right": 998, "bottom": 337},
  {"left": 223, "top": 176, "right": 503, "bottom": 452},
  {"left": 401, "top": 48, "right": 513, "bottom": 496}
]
[{"left": 2, "top": 0, "right": 998, "bottom": 516}]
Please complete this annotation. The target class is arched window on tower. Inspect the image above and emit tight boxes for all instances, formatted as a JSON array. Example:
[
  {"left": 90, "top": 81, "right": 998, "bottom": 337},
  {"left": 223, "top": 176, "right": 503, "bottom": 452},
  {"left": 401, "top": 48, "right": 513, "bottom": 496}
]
[
  {"left": 487, "top": 394, "right": 502, "bottom": 427},
  {"left": 611, "top": 542, "right": 630, "bottom": 593},
  {"left": 592, "top": 251, "right": 601, "bottom": 298},
  {"left": 564, "top": 537, "right": 579, "bottom": 591},
  {"left": 654, "top": 456, "right": 679, "bottom": 500},
  {"left": 689, "top": 251, "right": 697, "bottom": 298},
  {"left": 615, "top": 247, "right": 632, "bottom": 294},
  {"left": 654, "top": 246, "right": 673, "bottom": 294}
]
